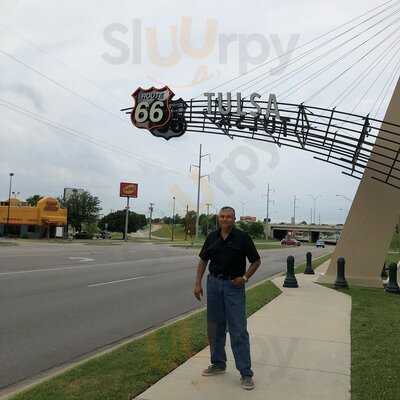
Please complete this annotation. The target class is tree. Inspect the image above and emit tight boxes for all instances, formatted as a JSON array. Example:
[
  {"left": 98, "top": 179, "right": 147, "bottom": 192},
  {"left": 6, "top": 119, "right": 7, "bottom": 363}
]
[
  {"left": 184, "top": 210, "right": 197, "bottom": 238},
  {"left": 98, "top": 210, "right": 146, "bottom": 234},
  {"left": 26, "top": 194, "right": 43, "bottom": 207},
  {"left": 237, "top": 221, "right": 265, "bottom": 239},
  {"left": 199, "top": 213, "right": 218, "bottom": 236},
  {"left": 60, "top": 191, "right": 101, "bottom": 232}
]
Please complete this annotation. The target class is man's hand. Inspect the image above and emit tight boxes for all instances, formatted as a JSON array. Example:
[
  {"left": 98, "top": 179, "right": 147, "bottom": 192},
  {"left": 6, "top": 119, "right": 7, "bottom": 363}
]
[
  {"left": 231, "top": 277, "right": 246, "bottom": 287},
  {"left": 194, "top": 284, "right": 203, "bottom": 301}
]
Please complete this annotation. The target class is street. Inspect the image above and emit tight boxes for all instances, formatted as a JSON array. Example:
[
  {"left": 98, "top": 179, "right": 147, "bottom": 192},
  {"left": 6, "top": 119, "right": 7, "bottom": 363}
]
[{"left": 0, "top": 241, "right": 332, "bottom": 391}]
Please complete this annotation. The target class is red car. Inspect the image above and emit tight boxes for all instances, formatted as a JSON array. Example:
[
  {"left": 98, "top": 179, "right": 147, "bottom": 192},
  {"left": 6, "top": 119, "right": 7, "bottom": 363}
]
[{"left": 281, "top": 238, "right": 301, "bottom": 246}]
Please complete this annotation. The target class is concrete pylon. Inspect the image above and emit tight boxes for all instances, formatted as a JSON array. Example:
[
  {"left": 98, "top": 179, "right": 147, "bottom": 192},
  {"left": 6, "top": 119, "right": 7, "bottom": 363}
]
[{"left": 319, "top": 77, "right": 400, "bottom": 287}]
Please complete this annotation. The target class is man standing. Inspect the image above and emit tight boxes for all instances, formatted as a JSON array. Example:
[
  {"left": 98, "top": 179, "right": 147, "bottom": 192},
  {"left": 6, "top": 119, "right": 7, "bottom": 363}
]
[{"left": 193, "top": 206, "right": 261, "bottom": 390}]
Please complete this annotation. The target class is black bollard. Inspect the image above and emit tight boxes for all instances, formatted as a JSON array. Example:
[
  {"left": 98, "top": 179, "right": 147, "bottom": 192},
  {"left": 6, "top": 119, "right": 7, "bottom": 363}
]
[
  {"left": 334, "top": 257, "right": 348, "bottom": 289},
  {"left": 304, "top": 251, "right": 315, "bottom": 275},
  {"left": 283, "top": 255, "right": 299, "bottom": 288},
  {"left": 381, "top": 263, "right": 388, "bottom": 280},
  {"left": 384, "top": 262, "right": 400, "bottom": 294}
]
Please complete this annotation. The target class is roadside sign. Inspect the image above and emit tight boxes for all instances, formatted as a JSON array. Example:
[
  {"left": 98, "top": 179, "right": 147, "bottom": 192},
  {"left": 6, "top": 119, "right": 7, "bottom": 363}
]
[{"left": 120, "top": 182, "right": 138, "bottom": 198}]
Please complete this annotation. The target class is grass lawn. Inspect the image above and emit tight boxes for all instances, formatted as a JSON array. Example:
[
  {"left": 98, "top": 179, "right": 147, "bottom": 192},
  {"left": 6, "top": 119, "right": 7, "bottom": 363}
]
[
  {"left": 294, "top": 252, "right": 332, "bottom": 274},
  {"left": 151, "top": 224, "right": 193, "bottom": 241},
  {"left": 385, "top": 251, "right": 400, "bottom": 266},
  {"left": 169, "top": 238, "right": 282, "bottom": 249},
  {"left": 10, "top": 281, "right": 281, "bottom": 400},
  {"left": 329, "top": 285, "right": 400, "bottom": 400},
  {"left": 0, "top": 241, "right": 18, "bottom": 246},
  {"left": 172, "top": 241, "right": 282, "bottom": 250}
]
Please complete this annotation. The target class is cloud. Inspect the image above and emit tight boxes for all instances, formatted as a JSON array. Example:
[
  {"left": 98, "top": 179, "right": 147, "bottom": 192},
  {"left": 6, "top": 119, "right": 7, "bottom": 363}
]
[{"left": 0, "top": 83, "right": 44, "bottom": 111}]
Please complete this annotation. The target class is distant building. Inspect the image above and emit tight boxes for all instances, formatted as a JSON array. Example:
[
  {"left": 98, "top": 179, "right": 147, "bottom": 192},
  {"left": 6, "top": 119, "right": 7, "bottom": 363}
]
[
  {"left": 0, "top": 197, "right": 67, "bottom": 238},
  {"left": 240, "top": 216, "right": 257, "bottom": 222}
]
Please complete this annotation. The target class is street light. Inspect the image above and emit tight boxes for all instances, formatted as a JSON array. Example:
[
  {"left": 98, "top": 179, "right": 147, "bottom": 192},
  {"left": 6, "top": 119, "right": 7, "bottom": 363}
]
[
  {"left": 171, "top": 196, "right": 176, "bottom": 241},
  {"left": 6, "top": 173, "right": 14, "bottom": 236}
]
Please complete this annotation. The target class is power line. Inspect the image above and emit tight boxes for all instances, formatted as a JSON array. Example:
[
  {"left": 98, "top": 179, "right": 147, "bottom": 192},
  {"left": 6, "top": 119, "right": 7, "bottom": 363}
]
[
  {"left": 0, "top": 98, "right": 186, "bottom": 176},
  {"left": 0, "top": 48, "right": 128, "bottom": 125},
  {"left": 0, "top": 24, "right": 126, "bottom": 108}
]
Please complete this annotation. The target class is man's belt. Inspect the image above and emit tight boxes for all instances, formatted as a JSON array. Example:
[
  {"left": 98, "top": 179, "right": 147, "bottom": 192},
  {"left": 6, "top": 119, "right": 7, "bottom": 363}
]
[{"left": 210, "top": 272, "right": 231, "bottom": 280}]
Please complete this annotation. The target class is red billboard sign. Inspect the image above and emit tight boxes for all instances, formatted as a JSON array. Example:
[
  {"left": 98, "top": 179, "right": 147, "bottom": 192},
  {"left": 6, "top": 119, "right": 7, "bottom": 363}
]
[{"left": 120, "top": 182, "right": 138, "bottom": 198}]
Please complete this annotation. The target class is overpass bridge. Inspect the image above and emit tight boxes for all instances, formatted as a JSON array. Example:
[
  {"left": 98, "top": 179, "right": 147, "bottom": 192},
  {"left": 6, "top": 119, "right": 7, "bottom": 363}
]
[{"left": 268, "top": 223, "right": 343, "bottom": 243}]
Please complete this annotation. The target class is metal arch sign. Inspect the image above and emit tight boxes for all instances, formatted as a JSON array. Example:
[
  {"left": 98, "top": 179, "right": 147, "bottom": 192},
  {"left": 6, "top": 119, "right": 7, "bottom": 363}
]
[
  {"left": 122, "top": 87, "right": 400, "bottom": 190},
  {"left": 131, "top": 86, "right": 174, "bottom": 130},
  {"left": 130, "top": 86, "right": 188, "bottom": 140}
]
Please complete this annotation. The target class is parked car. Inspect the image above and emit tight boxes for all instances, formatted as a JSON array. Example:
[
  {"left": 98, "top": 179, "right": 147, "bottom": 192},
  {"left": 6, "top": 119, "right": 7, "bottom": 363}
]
[
  {"left": 73, "top": 231, "right": 93, "bottom": 240},
  {"left": 316, "top": 239, "right": 325, "bottom": 248},
  {"left": 281, "top": 238, "right": 301, "bottom": 246},
  {"left": 95, "top": 230, "right": 112, "bottom": 239}
]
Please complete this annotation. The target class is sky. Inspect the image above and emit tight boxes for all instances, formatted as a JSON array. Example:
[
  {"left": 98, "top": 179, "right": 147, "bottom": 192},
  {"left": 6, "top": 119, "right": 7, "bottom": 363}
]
[{"left": 0, "top": 0, "right": 399, "bottom": 224}]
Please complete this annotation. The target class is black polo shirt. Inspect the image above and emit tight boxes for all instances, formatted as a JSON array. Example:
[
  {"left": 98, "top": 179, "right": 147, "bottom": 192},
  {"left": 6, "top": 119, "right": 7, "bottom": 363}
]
[{"left": 199, "top": 226, "right": 260, "bottom": 279}]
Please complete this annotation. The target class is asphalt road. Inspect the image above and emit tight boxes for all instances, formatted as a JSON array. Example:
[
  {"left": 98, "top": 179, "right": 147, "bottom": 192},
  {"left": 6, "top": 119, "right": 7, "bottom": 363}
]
[{"left": 0, "top": 241, "right": 332, "bottom": 390}]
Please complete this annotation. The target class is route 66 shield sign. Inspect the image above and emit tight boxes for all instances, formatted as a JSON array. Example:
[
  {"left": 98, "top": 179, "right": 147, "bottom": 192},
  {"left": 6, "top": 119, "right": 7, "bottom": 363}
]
[{"left": 131, "top": 86, "right": 174, "bottom": 131}]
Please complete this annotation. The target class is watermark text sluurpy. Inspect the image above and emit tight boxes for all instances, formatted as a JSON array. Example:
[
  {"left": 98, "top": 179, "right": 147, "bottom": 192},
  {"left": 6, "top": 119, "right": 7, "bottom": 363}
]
[{"left": 102, "top": 17, "right": 300, "bottom": 86}]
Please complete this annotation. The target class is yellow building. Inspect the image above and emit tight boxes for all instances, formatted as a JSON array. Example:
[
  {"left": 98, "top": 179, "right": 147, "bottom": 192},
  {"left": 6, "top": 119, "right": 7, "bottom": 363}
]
[{"left": 0, "top": 197, "right": 67, "bottom": 238}]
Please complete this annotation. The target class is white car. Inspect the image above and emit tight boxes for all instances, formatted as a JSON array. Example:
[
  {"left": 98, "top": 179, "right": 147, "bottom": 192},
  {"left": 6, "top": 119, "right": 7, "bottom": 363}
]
[{"left": 316, "top": 239, "right": 325, "bottom": 248}]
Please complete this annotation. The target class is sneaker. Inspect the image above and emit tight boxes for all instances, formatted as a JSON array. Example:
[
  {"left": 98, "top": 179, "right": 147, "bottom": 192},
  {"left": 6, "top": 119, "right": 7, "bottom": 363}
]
[
  {"left": 240, "top": 376, "right": 255, "bottom": 390},
  {"left": 201, "top": 364, "right": 226, "bottom": 376}
]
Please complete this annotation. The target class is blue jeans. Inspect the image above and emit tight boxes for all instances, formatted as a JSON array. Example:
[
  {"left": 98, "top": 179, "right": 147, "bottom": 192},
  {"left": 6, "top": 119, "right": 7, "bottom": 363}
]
[{"left": 206, "top": 274, "right": 253, "bottom": 377}]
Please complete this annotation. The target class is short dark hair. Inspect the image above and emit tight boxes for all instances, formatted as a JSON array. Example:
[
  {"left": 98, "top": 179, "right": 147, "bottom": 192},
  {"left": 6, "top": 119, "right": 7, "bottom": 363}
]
[{"left": 219, "top": 206, "right": 236, "bottom": 218}]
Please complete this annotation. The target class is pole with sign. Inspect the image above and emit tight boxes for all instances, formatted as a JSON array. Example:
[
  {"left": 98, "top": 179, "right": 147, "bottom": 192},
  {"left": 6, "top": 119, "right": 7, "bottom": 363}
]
[{"left": 120, "top": 182, "right": 138, "bottom": 242}]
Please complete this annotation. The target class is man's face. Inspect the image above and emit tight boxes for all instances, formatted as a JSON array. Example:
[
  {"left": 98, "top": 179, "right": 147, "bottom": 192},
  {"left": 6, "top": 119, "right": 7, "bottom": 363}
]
[{"left": 218, "top": 209, "right": 235, "bottom": 229}]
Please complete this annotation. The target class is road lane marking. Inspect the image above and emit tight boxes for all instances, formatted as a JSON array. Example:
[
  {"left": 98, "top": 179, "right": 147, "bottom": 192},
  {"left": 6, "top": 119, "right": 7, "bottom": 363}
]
[
  {"left": 68, "top": 257, "right": 95, "bottom": 262},
  {"left": 88, "top": 276, "right": 147, "bottom": 287}
]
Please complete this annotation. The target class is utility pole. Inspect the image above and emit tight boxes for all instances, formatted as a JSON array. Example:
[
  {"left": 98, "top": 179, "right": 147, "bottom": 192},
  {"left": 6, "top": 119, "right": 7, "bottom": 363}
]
[
  {"left": 184, "top": 204, "right": 189, "bottom": 241},
  {"left": 148, "top": 202, "right": 154, "bottom": 239},
  {"left": 263, "top": 183, "right": 275, "bottom": 239},
  {"left": 124, "top": 197, "right": 130, "bottom": 242},
  {"left": 171, "top": 196, "right": 176, "bottom": 241},
  {"left": 6, "top": 172, "right": 14, "bottom": 237},
  {"left": 205, "top": 203, "right": 212, "bottom": 236},
  {"left": 190, "top": 144, "right": 210, "bottom": 241}
]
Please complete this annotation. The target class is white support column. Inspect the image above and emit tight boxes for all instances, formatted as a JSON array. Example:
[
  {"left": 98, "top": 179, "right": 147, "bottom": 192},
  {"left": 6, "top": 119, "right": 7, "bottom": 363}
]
[{"left": 319, "top": 78, "right": 400, "bottom": 287}]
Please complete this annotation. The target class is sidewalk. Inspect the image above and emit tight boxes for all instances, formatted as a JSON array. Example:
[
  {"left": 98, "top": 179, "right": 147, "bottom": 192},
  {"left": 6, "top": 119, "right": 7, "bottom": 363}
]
[{"left": 136, "top": 263, "right": 351, "bottom": 400}]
